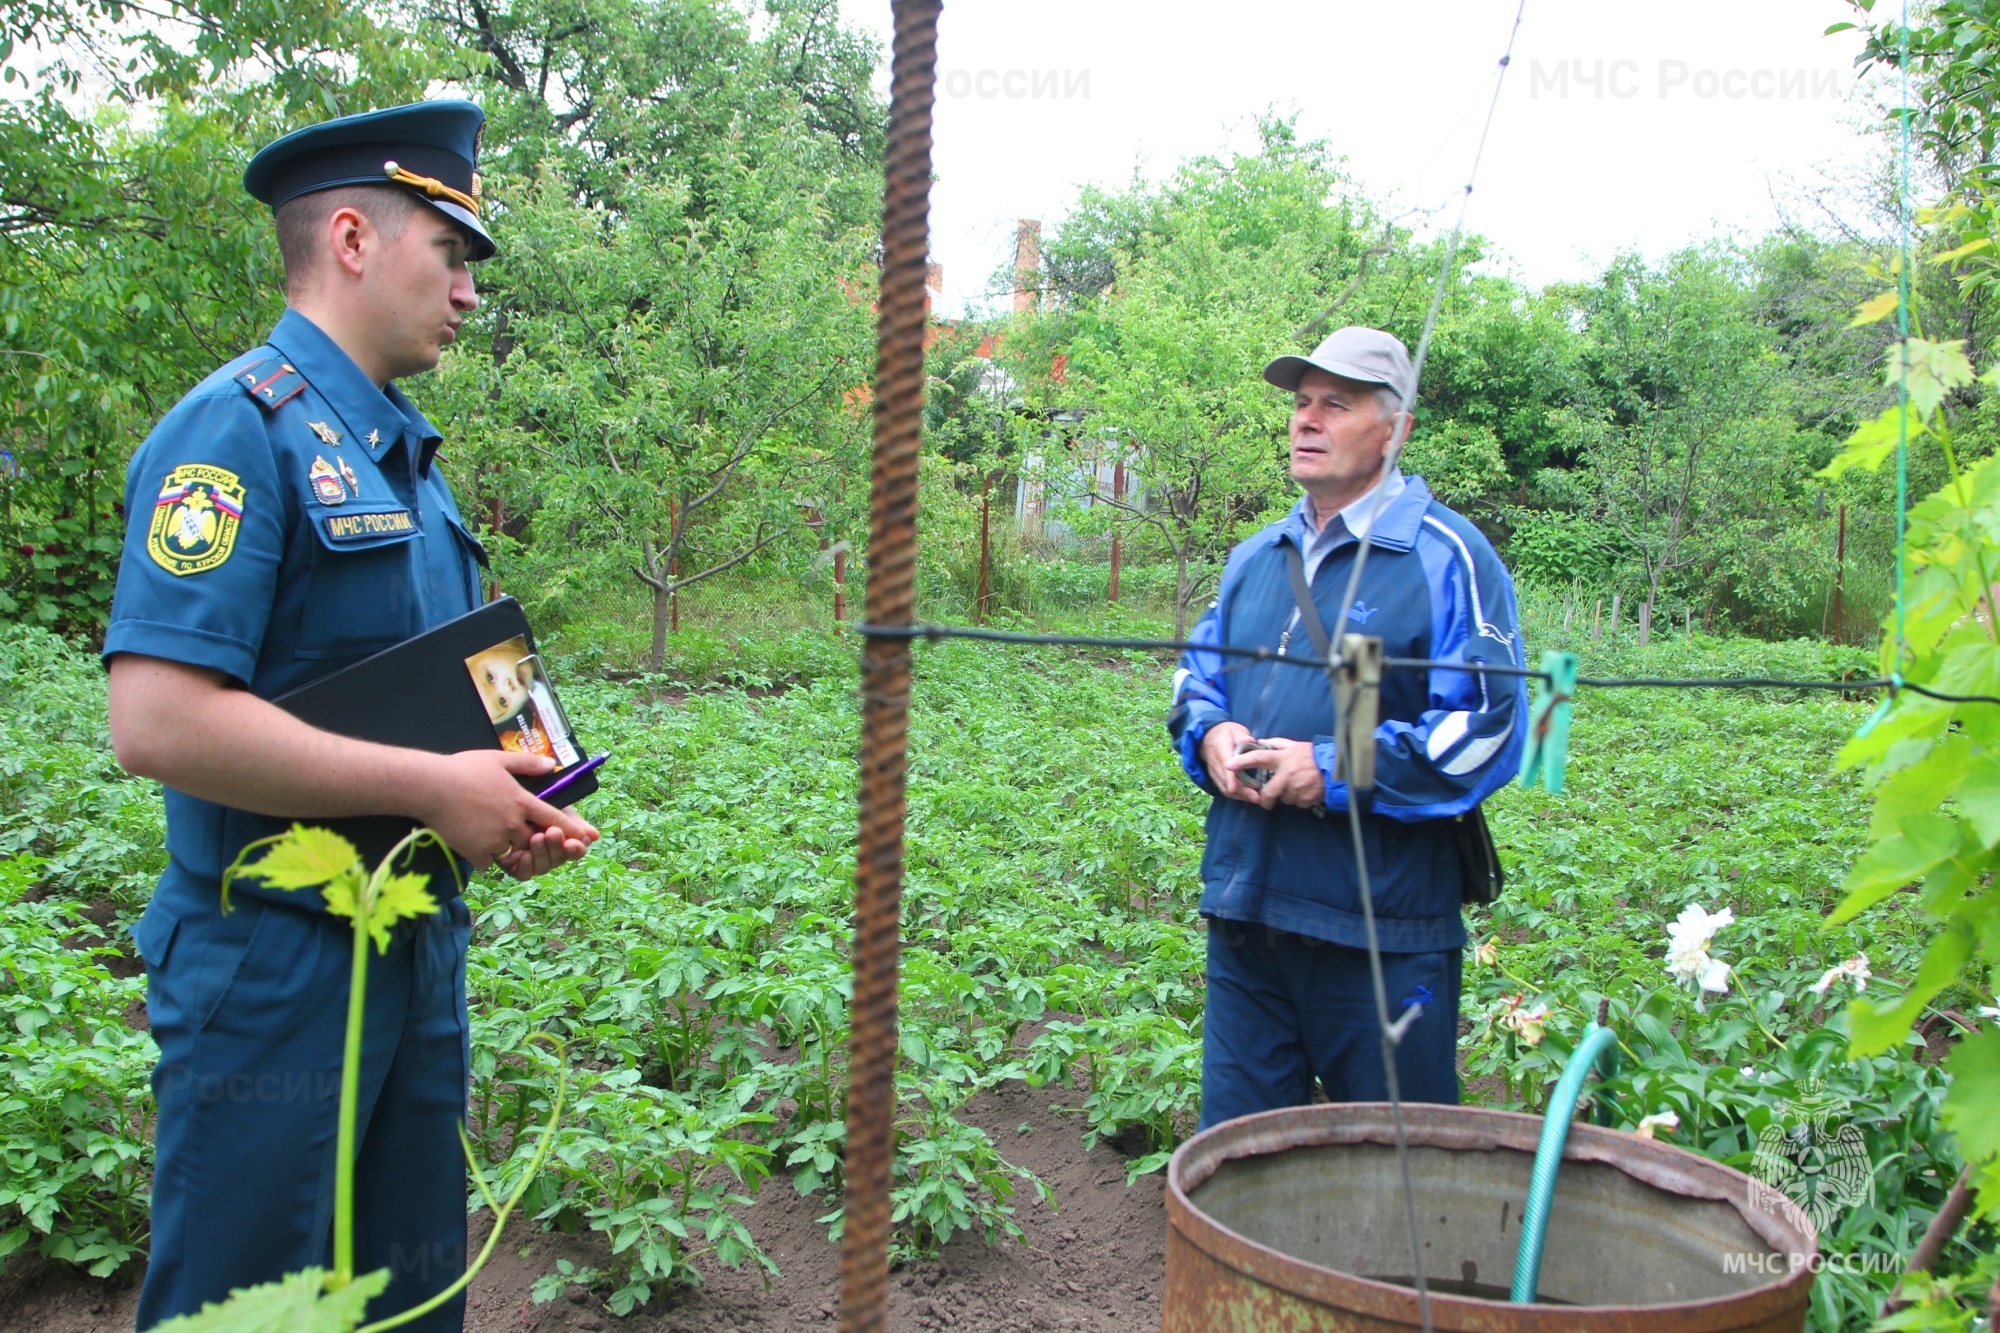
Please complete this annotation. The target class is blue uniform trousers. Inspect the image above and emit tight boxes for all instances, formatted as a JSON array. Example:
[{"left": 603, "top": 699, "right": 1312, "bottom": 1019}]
[
  {"left": 1198, "top": 920, "right": 1461, "bottom": 1132},
  {"left": 133, "top": 890, "right": 472, "bottom": 1331}
]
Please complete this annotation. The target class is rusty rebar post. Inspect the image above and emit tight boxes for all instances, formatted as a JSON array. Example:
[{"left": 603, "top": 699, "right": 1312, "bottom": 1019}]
[{"left": 840, "top": 3, "right": 938, "bottom": 1329}]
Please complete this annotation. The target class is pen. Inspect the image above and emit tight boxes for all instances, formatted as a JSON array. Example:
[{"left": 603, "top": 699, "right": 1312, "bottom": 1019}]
[{"left": 536, "top": 752, "right": 608, "bottom": 805}]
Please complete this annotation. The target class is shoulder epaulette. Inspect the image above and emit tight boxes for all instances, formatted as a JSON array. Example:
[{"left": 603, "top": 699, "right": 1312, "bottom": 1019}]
[{"left": 233, "top": 354, "right": 308, "bottom": 412}]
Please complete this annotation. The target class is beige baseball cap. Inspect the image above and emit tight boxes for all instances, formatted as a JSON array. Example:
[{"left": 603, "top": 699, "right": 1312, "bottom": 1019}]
[{"left": 1263, "top": 326, "right": 1415, "bottom": 403}]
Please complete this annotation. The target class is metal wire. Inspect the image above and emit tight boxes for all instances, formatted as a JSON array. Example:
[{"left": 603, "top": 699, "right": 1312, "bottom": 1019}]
[
  {"left": 855, "top": 623, "right": 2000, "bottom": 708},
  {"left": 840, "top": 2, "right": 939, "bottom": 1327}
]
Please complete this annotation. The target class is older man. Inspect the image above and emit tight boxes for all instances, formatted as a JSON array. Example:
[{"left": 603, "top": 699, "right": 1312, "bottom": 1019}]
[{"left": 1168, "top": 326, "right": 1524, "bottom": 1128}]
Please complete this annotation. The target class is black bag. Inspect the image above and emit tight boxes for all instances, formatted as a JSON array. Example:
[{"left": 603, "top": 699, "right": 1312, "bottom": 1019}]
[{"left": 1283, "top": 542, "right": 1504, "bottom": 905}]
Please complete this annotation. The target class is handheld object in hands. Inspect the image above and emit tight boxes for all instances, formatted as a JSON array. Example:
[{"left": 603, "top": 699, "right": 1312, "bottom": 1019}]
[
  {"left": 274, "top": 598, "right": 603, "bottom": 808},
  {"left": 1234, "top": 738, "right": 1275, "bottom": 792}
]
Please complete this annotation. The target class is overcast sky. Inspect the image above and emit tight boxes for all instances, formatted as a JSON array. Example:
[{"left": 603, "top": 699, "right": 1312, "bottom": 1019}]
[{"left": 835, "top": 0, "right": 1886, "bottom": 318}]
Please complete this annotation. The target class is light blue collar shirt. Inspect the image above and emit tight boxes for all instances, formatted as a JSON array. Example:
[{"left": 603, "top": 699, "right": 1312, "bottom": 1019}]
[{"left": 1290, "top": 470, "right": 1408, "bottom": 583}]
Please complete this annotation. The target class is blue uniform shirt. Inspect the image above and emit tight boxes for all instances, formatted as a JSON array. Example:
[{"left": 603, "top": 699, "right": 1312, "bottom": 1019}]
[{"left": 104, "top": 308, "right": 486, "bottom": 914}]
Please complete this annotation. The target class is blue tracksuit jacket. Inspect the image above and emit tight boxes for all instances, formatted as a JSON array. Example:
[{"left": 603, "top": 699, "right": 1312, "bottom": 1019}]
[{"left": 1167, "top": 476, "right": 1525, "bottom": 952}]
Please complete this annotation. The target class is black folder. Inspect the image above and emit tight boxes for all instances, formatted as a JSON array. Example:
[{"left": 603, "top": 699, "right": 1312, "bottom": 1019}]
[{"left": 271, "top": 598, "right": 598, "bottom": 876}]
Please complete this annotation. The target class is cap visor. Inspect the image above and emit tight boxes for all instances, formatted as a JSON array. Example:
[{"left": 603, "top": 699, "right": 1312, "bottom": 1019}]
[
  {"left": 1264, "top": 353, "right": 1394, "bottom": 393},
  {"left": 430, "top": 199, "right": 495, "bottom": 261}
]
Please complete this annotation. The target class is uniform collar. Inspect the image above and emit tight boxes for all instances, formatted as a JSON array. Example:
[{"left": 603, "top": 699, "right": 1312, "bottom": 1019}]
[{"left": 266, "top": 308, "right": 444, "bottom": 475}]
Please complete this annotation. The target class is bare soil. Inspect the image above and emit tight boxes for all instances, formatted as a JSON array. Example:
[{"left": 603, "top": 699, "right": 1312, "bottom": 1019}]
[{"left": 0, "top": 1079, "right": 1168, "bottom": 1333}]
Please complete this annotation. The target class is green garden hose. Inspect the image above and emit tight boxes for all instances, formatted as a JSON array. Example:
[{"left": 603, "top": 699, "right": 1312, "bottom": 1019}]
[{"left": 1509, "top": 1022, "right": 1620, "bottom": 1303}]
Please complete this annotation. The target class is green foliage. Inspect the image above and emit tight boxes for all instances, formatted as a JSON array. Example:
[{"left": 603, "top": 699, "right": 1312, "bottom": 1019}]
[
  {"left": 885, "top": 1079, "right": 1052, "bottom": 1261},
  {"left": 1, "top": 588, "right": 1990, "bottom": 1327},
  {"left": 1010, "top": 117, "right": 1447, "bottom": 634},
  {"left": 1541, "top": 248, "right": 1839, "bottom": 619},
  {"left": 438, "top": 123, "right": 874, "bottom": 674},
  {"left": 0, "top": 0, "right": 882, "bottom": 639},
  {"left": 1465, "top": 618, "right": 1980, "bottom": 1329},
  {"left": 0, "top": 854, "right": 152, "bottom": 1278},
  {"left": 0, "top": 0, "right": 446, "bottom": 632},
  {"left": 1398, "top": 419, "right": 1512, "bottom": 509},
  {"left": 227, "top": 826, "right": 444, "bottom": 954},
  {"left": 1502, "top": 509, "right": 1620, "bottom": 589},
  {"left": 147, "top": 1267, "right": 389, "bottom": 1333},
  {"left": 0, "top": 625, "right": 163, "bottom": 903},
  {"left": 1811, "top": 324, "right": 2000, "bottom": 1255}
]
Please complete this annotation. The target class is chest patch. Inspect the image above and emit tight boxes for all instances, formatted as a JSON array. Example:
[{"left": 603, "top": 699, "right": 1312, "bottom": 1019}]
[
  {"left": 147, "top": 464, "right": 245, "bottom": 576},
  {"left": 323, "top": 508, "right": 416, "bottom": 543}
]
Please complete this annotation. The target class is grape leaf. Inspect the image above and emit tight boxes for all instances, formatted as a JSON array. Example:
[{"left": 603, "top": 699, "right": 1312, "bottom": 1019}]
[
  {"left": 1832, "top": 813, "right": 1964, "bottom": 923},
  {"left": 1884, "top": 337, "right": 1977, "bottom": 419},
  {"left": 1957, "top": 750, "right": 2000, "bottom": 848},
  {"left": 147, "top": 1267, "right": 387, "bottom": 1333},
  {"left": 243, "top": 826, "right": 364, "bottom": 892},
  {"left": 1847, "top": 289, "right": 1901, "bottom": 327},
  {"left": 1819, "top": 404, "right": 1925, "bottom": 480},
  {"left": 358, "top": 872, "right": 439, "bottom": 953},
  {"left": 1847, "top": 924, "right": 1977, "bottom": 1056},
  {"left": 1940, "top": 1029, "right": 2000, "bottom": 1182}
]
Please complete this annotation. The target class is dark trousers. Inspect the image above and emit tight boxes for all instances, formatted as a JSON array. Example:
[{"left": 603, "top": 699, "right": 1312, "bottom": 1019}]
[
  {"left": 1198, "top": 920, "right": 1461, "bottom": 1132},
  {"left": 133, "top": 893, "right": 472, "bottom": 1331}
]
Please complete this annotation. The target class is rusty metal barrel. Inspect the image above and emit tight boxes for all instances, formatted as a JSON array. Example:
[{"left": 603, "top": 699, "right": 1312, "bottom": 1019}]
[{"left": 1165, "top": 1104, "right": 1817, "bottom": 1332}]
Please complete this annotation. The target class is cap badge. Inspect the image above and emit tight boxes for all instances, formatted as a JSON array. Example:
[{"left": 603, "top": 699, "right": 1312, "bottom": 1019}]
[
  {"left": 309, "top": 455, "right": 346, "bottom": 506},
  {"left": 309, "top": 420, "right": 342, "bottom": 447}
]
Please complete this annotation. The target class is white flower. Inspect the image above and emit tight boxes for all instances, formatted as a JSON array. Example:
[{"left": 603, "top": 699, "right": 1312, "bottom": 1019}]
[
  {"left": 1666, "top": 904, "right": 1736, "bottom": 999},
  {"left": 1636, "top": 1111, "right": 1680, "bottom": 1139},
  {"left": 1979, "top": 1004, "right": 2000, "bottom": 1022},
  {"left": 1494, "top": 994, "right": 1551, "bottom": 1046},
  {"left": 1667, "top": 904, "right": 1735, "bottom": 959},
  {"left": 1809, "top": 954, "right": 1872, "bottom": 997},
  {"left": 1740, "top": 1065, "right": 1756, "bottom": 1079}
]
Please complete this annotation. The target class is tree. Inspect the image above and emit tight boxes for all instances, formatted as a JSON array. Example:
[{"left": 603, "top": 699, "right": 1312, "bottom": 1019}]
[
  {"left": 434, "top": 131, "right": 874, "bottom": 671},
  {"left": 1546, "top": 248, "right": 1816, "bottom": 615},
  {"left": 1008, "top": 121, "right": 1427, "bottom": 636},
  {"left": 0, "top": 0, "right": 442, "bottom": 632},
  {"left": 1034, "top": 223, "right": 1290, "bottom": 637}
]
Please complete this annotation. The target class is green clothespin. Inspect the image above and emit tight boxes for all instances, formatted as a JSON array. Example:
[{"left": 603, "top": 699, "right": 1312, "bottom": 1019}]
[{"left": 1518, "top": 651, "right": 1578, "bottom": 794}]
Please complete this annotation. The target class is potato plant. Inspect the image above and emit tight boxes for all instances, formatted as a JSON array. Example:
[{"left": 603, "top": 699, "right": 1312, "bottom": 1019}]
[{"left": 0, "top": 592, "right": 1989, "bottom": 1329}]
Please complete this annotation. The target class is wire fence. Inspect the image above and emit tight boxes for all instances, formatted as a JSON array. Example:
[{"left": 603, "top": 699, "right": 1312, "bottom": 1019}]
[{"left": 855, "top": 621, "right": 2000, "bottom": 708}]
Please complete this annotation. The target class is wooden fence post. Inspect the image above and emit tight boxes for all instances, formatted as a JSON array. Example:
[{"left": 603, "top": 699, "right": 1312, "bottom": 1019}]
[
  {"left": 977, "top": 472, "right": 991, "bottom": 624},
  {"left": 1832, "top": 504, "right": 1847, "bottom": 643},
  {"left": 1108, "top": 455, "right": 1124, "bottom": 604}
]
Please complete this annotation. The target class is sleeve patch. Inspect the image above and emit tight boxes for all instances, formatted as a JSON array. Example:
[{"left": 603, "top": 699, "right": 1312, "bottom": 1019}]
[{"left": 146, "top": 464, "right": 246, "bottom": 576}]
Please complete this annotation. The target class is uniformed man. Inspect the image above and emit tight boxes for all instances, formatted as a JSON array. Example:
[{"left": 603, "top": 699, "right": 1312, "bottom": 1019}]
[{"left": 104, "top": 101, "right": 598, "bottom": 1330}]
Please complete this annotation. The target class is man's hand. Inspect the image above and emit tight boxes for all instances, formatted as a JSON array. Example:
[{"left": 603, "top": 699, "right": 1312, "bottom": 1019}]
[
  {"left": 412, "top": 750, "right": 599, "bottom": 875},
  {"left": 1226, "top": 738, "right": 1326, "bottom": 811},
  {"left": 109, "top": 654, "right": 599, "bottom": 880},
  {"left": 1199, "top": 721, "right": 1260, "bottom": 802}
]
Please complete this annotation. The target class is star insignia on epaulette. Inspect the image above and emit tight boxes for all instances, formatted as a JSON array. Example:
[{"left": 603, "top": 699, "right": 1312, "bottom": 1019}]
[
  {"left": 309, "top": 420, "right": 342, "bottom": 447},
  {"left": 367, "top": 429, "right": 383, "bottom": 447}
]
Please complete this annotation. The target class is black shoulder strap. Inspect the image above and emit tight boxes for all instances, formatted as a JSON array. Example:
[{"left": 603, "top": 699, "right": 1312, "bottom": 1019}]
[{"left": 1284, "top": 540, "right": 1333, "bottom": 660}]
